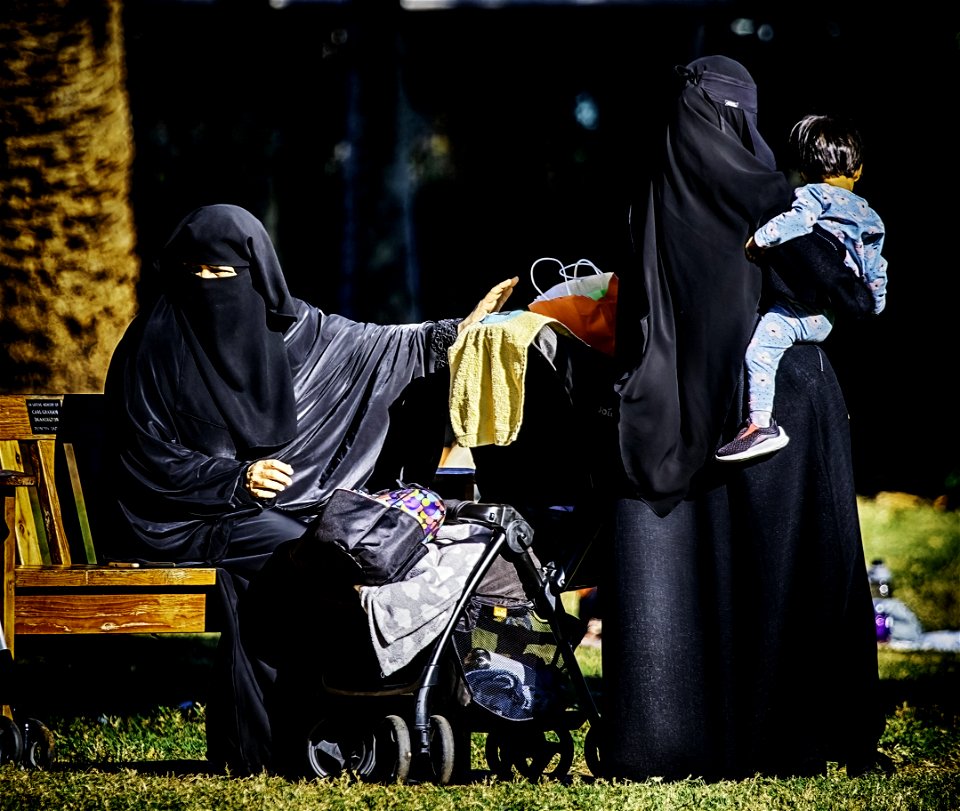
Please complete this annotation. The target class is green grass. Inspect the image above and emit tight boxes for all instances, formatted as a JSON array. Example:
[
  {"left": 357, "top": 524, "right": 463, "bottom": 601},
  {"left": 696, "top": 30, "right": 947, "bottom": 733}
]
[
  {"left": 2, "top": 495, "right": 958, "bottom": 810},
  {"left": 4, "top": 650, "right": 959, "bottom": 811}
]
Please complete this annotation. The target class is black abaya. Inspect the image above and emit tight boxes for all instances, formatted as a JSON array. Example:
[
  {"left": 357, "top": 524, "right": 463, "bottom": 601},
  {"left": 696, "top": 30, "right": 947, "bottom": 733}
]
[{"left": 604, "top": 346, "right": 883, "bottom": 780}]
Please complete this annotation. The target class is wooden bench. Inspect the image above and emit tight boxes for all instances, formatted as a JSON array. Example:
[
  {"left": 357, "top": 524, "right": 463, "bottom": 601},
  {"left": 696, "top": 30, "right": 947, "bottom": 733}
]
[{"left": 0, "top": 393, "right": 218, "bottom": 722}]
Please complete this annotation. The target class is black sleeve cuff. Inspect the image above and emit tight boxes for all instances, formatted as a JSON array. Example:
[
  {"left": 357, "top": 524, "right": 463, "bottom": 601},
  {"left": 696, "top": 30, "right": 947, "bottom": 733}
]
[{"left": 430, "top": 318, "right": 461, "bottom": 370}]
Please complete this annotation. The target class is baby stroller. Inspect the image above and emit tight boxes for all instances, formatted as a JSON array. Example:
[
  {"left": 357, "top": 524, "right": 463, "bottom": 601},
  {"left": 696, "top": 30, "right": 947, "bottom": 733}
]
[
  {"left": 254, "top": 492, "right": 603, "bottom": 784},
  {"left": 250, "top": 325, "right": 617, "bottom": 783}
]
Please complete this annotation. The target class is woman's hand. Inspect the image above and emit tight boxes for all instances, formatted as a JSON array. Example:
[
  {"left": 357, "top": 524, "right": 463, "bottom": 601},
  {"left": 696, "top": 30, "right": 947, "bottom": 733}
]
[
  {"left": 245, "top": 459, "right": 294, "bottom": 499},
  {"left": 458, "top": 276, "right": 519, "bottom": 333}
]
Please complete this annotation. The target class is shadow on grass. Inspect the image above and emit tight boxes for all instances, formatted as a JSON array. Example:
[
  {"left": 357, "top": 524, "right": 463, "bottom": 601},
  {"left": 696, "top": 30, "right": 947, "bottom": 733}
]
[
  {"left": 9, "top": 634, "right": 219, "bottom": 719},
  {"left": 11, "top": 635, "right": 955, "bottom": 717},
  {"left": 9, "top": 633, "right": 606, "bottom": 783},
  {"left": 10, "top": 635, "right": 954, "bottom": 783},
  {"left": 879, "top": 673, "right": 960, "bottom": 714},
  {"left": 876, "top": 649, "right": 960, "bottom": 731}
]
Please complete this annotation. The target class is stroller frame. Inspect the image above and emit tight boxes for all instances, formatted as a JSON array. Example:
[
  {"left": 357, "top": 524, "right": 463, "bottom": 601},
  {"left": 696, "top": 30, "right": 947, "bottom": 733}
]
[{"left": 293, "top": 499, "right": 602, "bottom": 784}]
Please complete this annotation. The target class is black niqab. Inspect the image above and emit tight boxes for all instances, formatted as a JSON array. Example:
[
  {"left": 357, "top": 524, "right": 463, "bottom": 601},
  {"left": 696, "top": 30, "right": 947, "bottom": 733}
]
[
  {"left": 159, "top": 204, "right": 297, "bottom": 451},
  {"left": 615, "top": 55, "right": 792, "bottom": 516}
]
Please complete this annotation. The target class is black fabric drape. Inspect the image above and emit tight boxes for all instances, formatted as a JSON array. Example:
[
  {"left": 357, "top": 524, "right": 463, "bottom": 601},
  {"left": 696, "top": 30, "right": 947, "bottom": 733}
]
[
  {"left": 603, "top": 345, "right": 884, "bottom": 780},
  {"left": 615, "top": 57, "right": 793, "bottom": 517},
  {"left": 105, "top": 300, "right": 443, "bottom": 564},
  {"left": 762, "top": 224, "right": 876, "bottom": 319},
  {"left": 160, "top": 204, "right": 298, "bottom": 451}
]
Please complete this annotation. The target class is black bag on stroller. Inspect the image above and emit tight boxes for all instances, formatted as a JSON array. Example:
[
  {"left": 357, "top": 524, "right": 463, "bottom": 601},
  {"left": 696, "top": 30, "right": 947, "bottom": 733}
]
[{"left": 307, "top": 484, "right": 446, "bottom": 586}]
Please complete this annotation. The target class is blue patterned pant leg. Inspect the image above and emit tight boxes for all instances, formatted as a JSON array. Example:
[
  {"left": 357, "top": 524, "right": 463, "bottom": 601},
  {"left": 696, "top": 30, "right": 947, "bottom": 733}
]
[{"left": 745, "top": 302, "right": 835, "bottom": 419}]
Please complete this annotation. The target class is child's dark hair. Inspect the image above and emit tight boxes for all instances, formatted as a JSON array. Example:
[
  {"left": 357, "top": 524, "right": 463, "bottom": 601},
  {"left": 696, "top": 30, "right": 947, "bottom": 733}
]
[{"left": 789, "top": 114, "right": 863, "bottom": 181}]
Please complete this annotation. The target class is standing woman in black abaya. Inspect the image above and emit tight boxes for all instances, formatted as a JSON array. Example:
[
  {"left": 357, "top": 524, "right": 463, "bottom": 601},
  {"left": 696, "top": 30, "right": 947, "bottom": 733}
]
[{"left": 606, "top": 56, "right": 890, "bottom": 780}]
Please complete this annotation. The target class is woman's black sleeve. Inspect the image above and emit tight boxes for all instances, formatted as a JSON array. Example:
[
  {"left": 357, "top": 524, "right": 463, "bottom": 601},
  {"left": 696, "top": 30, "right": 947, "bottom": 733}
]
[{"left": 761, "top": 225, "right": 875, "bottom": 319}]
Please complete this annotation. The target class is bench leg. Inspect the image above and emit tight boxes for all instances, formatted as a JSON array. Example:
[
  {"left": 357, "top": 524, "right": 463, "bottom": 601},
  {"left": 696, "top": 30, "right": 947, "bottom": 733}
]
[{"left": 2, "top": 493, "right": 15, "bottom": 720}]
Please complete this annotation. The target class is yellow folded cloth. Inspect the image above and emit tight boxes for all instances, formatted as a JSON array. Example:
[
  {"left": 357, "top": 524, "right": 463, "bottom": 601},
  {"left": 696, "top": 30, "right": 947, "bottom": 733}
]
[{"left": 448, "top": 310, "right": 567, "bottom": 447}]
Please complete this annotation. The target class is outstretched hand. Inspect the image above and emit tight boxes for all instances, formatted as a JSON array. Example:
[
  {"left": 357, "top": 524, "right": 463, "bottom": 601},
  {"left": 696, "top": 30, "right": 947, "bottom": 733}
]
[{"left": 458, "top": 276, "right": 519, "bottom": 333}]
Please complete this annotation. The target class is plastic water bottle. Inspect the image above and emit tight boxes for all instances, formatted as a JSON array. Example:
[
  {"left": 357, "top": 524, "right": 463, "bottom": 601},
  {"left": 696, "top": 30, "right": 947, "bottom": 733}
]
[
  {"left": 874, "top": 602, "right": 892, "bottom": 642},
  {"left": 868, "top": 558, "right": 894, "bottom": 599}
]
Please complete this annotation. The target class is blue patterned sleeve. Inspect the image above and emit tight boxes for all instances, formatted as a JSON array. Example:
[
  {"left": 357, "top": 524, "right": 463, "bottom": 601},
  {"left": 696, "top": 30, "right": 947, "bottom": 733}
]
[
  {"left": 863, "top": 240, "right": 888, "bottom": 315},
  {"left": 754, "top": 185, "right": 823, "bottom": 248}
]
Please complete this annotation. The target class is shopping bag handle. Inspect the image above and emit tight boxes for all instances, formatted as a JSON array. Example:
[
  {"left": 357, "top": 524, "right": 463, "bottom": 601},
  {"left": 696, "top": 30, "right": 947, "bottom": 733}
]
[{"left": 530, "top": 257, "right": 604, "bottom": 297}]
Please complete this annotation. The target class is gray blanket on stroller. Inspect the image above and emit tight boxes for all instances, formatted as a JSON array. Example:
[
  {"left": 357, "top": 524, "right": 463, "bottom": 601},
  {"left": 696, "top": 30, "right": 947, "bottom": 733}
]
[{"left": 357, "top": 522, "right": 490, "bottom": 675}]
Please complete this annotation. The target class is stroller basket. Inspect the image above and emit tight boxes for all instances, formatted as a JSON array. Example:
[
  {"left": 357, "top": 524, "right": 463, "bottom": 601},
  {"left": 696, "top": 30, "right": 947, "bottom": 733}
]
[{"left": 454, "top": 595, "right": 578, "bottom": 722}]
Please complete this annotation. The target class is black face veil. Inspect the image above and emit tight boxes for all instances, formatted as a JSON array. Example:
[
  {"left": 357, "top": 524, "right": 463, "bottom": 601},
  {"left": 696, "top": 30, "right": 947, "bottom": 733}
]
[
  {"left": 158, "top": 204, "right": 299, "bottom": 451},
  {"left": 615, "top": 55, "right": 793, "bottom": 515}
]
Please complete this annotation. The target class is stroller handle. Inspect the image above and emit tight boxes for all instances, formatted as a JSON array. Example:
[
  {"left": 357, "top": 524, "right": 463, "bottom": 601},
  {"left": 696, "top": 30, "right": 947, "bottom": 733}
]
[{"left": 447, "top": 500, "right": 534, "bottom": 554}]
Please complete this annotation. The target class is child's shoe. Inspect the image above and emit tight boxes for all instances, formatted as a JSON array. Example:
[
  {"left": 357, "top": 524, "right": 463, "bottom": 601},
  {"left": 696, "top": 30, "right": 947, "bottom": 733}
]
[{"left": 715, "top": 421, "right": 789, "bottom": 462}]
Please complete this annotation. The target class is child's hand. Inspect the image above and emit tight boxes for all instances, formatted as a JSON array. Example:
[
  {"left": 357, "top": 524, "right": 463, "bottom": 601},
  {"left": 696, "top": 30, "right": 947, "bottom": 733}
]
[{"left": 744, "top": 236, "right": 764, "bottom": 264}]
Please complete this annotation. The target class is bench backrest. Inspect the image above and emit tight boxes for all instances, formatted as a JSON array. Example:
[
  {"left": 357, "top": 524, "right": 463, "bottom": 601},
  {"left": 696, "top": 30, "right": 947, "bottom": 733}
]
[
  {"left": 0, "top": 394, "right": 71, "bottom": 566},
  {"left": 55, "top": 393, "right": 120, "bottom": 563},
  {"left": 1, "top": 393, "right": 126, "bottom": 567}
]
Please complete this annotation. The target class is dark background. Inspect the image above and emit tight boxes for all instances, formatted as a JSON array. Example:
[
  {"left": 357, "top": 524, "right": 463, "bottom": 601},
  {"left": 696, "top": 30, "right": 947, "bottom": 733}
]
[{"left": 120, "top": 0, "right": 960, "bottom": 502}]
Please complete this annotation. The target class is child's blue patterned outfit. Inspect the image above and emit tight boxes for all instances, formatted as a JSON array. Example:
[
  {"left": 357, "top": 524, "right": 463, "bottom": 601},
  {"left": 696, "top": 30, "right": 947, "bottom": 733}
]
[{"left": 746, "top": 183, "right": 887, "bottom": 421}]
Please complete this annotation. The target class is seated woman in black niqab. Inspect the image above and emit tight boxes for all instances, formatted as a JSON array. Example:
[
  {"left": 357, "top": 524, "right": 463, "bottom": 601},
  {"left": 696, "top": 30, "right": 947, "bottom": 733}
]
[{"left": 103, "top": 203, "right": 517, "bottom": 776}]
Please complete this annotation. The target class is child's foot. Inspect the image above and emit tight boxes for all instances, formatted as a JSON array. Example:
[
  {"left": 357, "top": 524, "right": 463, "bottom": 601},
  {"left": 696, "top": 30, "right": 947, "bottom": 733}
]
[{"left": 715, "top": 421, "right": 789, "bottom": 462}]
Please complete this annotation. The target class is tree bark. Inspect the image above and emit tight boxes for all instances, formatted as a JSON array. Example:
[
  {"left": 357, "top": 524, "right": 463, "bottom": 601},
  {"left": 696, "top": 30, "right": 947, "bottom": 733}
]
[{"left": 0, "top": 0, "right": 138, "bottom": 394}]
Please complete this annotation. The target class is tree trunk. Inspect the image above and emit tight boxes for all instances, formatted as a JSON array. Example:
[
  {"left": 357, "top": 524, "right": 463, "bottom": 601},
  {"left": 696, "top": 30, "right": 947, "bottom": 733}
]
[{"left": 0, "top": 0, "right": 138, "bottom": 394}]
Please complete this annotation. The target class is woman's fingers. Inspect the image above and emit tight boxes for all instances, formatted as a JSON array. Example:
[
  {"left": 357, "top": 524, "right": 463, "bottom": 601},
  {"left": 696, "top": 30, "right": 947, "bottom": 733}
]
[
  {"left": 495, "top": 276, "right": 518, "bottom": 308},
  {"left": 246, "top": 459, "right": 294, "bottom": 498},
  {"left": 459, "top": 276, "right": 519, "bottom": 332}
]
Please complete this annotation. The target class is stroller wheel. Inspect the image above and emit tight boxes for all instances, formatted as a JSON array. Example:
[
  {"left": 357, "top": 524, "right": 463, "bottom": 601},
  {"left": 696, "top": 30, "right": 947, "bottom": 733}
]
[
  {"left": 583, "top": 722, "right": 604, "bottom": 778},
  {"left": 427, "top": 714, "right": 455, "bottom": 785},
  {"left": 0, "top": 716, "right": 23, "bottom": 766},
  {"left": 19, "top": 717, "right": 55, "bottom": 770},
  {"left": 305, "top": 718, "right": 375, "bottom": 780},
  {"left": 486, "top": 727, "right": 574, "bottom": 781},
  {"left": 364, "top": 714, "right": 411, "bottom": 784}
]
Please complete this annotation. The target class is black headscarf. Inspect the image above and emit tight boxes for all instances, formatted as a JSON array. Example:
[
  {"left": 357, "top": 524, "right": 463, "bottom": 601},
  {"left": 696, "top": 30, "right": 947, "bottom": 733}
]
[
  {"left": 158, "top": 204, "right": 298, "bottom": 451},
  {"left": 615, "top": 55, "right": 793, "bottom": 516}
]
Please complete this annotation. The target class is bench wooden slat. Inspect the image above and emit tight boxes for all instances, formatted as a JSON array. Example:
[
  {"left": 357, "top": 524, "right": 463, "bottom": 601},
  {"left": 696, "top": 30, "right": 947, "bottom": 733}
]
[
  {"left": 1, "top": 440, "right": 42, "bottom": 566},
  {"left": 62, "top": 442, "right": 96, "bottom": 564},
  {"left": 35, "top": 435, "right": 70, "bottom": 564},
  {"left": 2, "top": 486, "right": 15, "bottom": 660},
  {"left": 15, "top": 565, "right": 217, "bottom": 588},
  {"left": 14, "top": 593, "right": 209, "bottom": 635}
]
